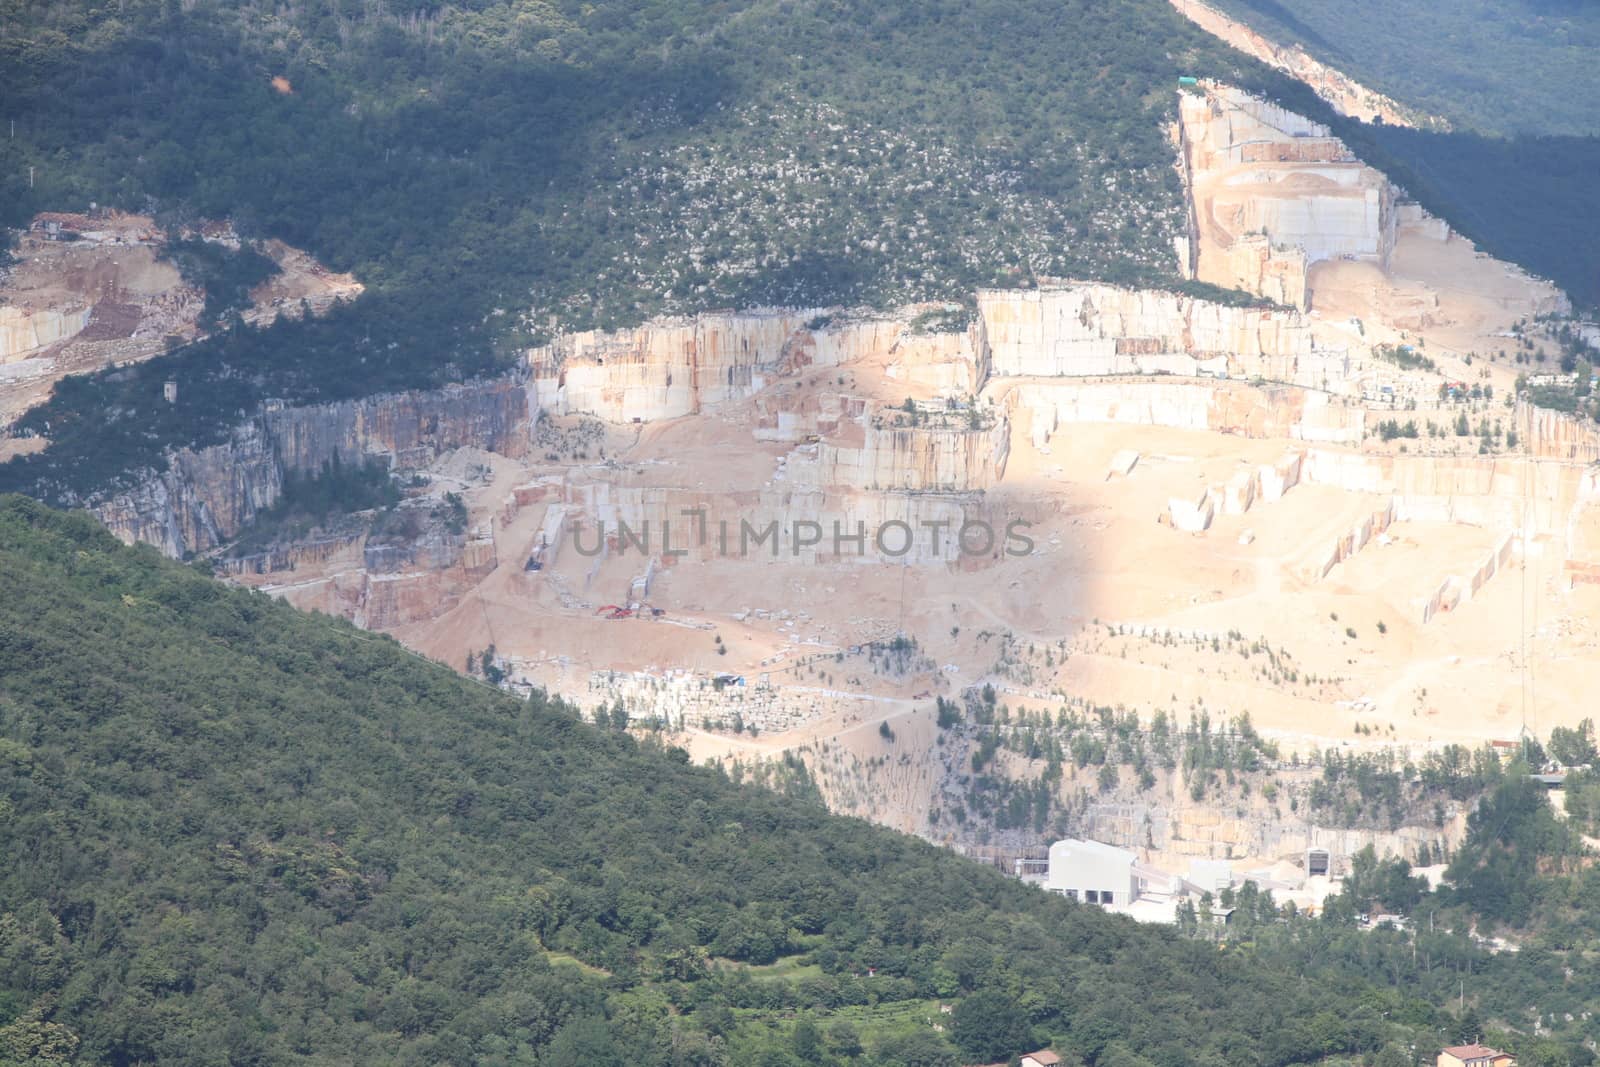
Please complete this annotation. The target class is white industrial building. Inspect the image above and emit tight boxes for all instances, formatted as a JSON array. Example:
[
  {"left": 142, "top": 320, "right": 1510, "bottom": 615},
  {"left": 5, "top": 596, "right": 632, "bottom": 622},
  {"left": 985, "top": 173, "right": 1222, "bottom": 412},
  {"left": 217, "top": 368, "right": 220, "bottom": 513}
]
[
  {"left": 1030, "top": 836, "right": 1349, "bottom": 923},
  {"left": 1188, "top": 858, "right": 1234, "bottom": 893},
  {"left": 1044, "top": 839, "right": 1137, "bottom": 906}
]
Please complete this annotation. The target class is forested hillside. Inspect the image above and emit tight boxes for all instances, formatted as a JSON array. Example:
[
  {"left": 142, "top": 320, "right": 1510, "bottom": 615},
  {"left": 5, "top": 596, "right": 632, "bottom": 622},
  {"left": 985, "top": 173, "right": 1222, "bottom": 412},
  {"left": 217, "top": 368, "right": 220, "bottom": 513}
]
[
  {"left": 1208, "top": 0, "right": 1600, "bottom": 136},
  {"left": 1, "top": 0, "right": 1291, "bottom": 329},
  {"left": 3, "top": 0, "right": 1597, "bottom": 509},
  {"left": 0, "top": 493, "right": 1580, "bottom": 1066}
]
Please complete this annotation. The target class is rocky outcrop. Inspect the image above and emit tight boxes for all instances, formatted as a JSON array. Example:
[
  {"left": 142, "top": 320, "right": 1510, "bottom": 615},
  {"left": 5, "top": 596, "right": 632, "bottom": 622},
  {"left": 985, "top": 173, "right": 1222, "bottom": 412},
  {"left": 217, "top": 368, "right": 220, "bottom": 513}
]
[
  {"left": 1179, "top": 86, "right": 1397, "bottom": 306},
  {"left": 0, "top": 305, "right": 91, "bottom": 362},
  {"left": 240, "top": 239, "right": 364, "bottom": 329},
  {"left": 265, "top": 378, "right": 530, "bottom": 472},
  {"left": 93, "top": 376, "right": 531, "bottom": 557},
  {"left": 1300, "top": 448, "right": 1594, "bottom": 534},
  {"left": 528, "top": 309, "right": 822, "bottom": 422},
  {"left": 215, "top": 529, "right": 365, "bottom": 577},
  {"left": 976, "top": 283, "right": 1348, "bottom": 389},
  {"left": 1086, "top": 795, "right": 1463, "bottom": 866},
  {"left": 226, "top": 509, "right": 500, "bottom": 630},
  {"left": 791, "top": 419, "right": 1011, "bottom": 493},
  {"left": 528, "top": 307, "right": 982, "bottom": 423},
  {"left": 994, "top": 378, "right": 1367, "bottom": 445},
  {"left": 93, "top": 421, "right": 285, "bottom": 558}
]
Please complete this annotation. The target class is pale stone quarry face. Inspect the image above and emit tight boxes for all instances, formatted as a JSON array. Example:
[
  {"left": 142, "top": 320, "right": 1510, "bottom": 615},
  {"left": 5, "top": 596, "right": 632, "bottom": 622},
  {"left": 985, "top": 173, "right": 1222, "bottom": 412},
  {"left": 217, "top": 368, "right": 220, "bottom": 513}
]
[
  {"left": 78, "top": 86, "right": 1597, "bottom": 858},
  {"left": 214, "top": 284, "right": 1599, "bottom": 781}
]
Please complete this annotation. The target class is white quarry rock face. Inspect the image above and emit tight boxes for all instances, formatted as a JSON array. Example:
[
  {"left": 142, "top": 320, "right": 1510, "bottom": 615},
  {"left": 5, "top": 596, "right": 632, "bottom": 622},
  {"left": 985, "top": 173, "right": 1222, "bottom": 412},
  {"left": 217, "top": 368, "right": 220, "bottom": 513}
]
[
  {"left": 0, "top": 305, "right": 91, "bottom": 362},
  {"left": 991, "top": 378, "right": 1365, "bottom": 446},
  {"left": 976, "top": 283, "right": 1349, "bottom": 391},
  {"left": 527, "top": 307, "right": 982, "bottom": 424},
  {"left": 1180, "top": 87, "right": 1397, "bottom": 304},
  {"left": 1299, "top": 448, "right": 1596, "bottom": 534},
  {"left": 788, "top": 419, "right": 1011, "bottom": 493},
  {"left": 527, "top": 309, "right": 818, "bottom": 422},
  {"left": 1258, "top": 451, "right": 1303, "bottom": 503},
  {"left": 524, "top": 279, "right": 1383, "bottom": 435}
]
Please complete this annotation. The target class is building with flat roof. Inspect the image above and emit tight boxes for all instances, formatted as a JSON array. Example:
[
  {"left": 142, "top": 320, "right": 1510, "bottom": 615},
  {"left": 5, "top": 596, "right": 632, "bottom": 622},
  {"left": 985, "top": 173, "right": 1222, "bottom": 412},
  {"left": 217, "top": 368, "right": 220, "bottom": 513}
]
[{"left": 1045, "top": 839, "right": 1136, "bottom": 906}]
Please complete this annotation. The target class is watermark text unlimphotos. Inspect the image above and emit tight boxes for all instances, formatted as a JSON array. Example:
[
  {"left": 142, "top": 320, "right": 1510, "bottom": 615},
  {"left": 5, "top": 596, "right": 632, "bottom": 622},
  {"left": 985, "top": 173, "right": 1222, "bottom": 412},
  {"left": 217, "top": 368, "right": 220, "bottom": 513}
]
[{"left": 567, "top": 510, "right": 1035, "bottom": 559}]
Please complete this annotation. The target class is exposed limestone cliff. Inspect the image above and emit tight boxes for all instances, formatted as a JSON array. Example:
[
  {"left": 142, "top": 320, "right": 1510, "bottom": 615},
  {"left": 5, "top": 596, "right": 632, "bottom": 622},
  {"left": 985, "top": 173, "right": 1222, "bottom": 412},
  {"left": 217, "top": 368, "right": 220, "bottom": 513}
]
[
  {"left": 215, "top": 529, "right": 365, "bottom": 577},
  {"left": 1082, "top": 792, "right": 1464, "bottom": 867},
  {"left": 0, "top": 305, "right": 91, "bottom": 362},
  {"left": 1301, "top": 446, "right": 1596, "bottom": 534},
  {"left": 529, "top": 283, "right": 1367, "bottom": 433},
  {"left": 93, "top": 421, "right": 285, "bottom": 558},
  {"left": 1516, "top": 403, "right": 1600, "bottom": 463},
  {"left": 265, "top": 379, "right": 530, "bottom": 472},
  {"left": 1179, "top": 87, "right": 1396, "bottom": 307},
  {"left": 93, "top": 377, "right": 531, "bottom": 556},
  {"left": 228, "top": 515, "right": 499, "bottom": 631},
  {"left": 1176, "top": 83, "right": 1571, "bottom": 355},
  {"left": 993, "top": 378, "right": 1367, "bottom": 445},
  {"left": 976, "top": 283, "right": 1346, "bottom": 388},
  {"left": 527, "top": 307, "right": 983, "bottom": 423},
  {"left": 528, "top": 310, "right": 820, "bottom": 422},
  {"left": 790, "top": 418, "right": 1011, "bottom": 493}
]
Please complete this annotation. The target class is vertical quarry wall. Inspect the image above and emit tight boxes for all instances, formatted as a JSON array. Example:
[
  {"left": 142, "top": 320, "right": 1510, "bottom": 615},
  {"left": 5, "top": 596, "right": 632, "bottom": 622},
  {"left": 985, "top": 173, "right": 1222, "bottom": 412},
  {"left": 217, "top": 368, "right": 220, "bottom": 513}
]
[
  {"left": 1420, "top": 533, "right": 1515, "bottom": 624},
  {"left": 792, "top": 419, "right": 1011, "bottom": 493},
  {"left": 1516, "top": 403, "right": 1600, "bottom": 463},
  {"left": 527, "top": 308, "right": 983, "bottom": 423},
  {"left": 996, "top": 379, "right": 1366, "bottom": 445},
  {"left": 92, "top": 377, "right": 531, "bottom": 557},
  {"left": 0, "top": 305, "right": 92, "bottom": 362},
  {"left": 527, "top": 310, "right": 816, "bottom": 422},
  {"left": 264, "top": 379, "right": 530, "bottom": 471},
  {"left": 1179, "top": 86, "right": 1398, "bottom": 306},
  {"left": 1301, "top": 449, "right": 1593, "bottom": 535},
  {"left": 976, "top": 284, "right": 1347, "bottom": 389},
  {"left": 1306, "top": 500, "right": 1397, "bottom": 581}
]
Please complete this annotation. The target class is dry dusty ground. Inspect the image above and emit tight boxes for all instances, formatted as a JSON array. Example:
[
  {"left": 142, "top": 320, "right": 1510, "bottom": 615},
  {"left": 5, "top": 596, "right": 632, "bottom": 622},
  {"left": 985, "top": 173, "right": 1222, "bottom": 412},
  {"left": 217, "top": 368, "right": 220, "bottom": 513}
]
[
  {"left": 221, "top": 85, "right": 1597, "bottom": 850},
  {"left": 0, "top": 214, "right": 360, "bottom": 428},
  {"left": 380, "top": 400, "right": 1599, "bottom": 761}
]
